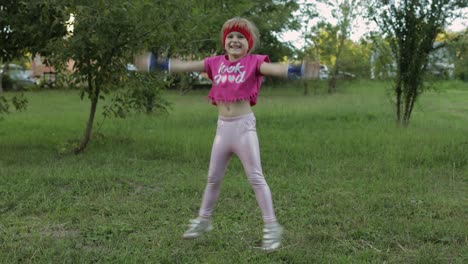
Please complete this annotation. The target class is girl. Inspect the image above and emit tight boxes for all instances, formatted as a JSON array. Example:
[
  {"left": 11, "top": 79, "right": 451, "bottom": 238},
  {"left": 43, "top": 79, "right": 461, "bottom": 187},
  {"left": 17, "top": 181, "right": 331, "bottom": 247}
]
[{"left": 135, "top": 17, "right": 318, "bottom": 251}]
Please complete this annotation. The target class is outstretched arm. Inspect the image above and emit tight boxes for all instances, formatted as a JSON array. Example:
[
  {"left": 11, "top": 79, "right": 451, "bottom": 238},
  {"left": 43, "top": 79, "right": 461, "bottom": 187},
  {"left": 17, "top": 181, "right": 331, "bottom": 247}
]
[
  {"left": 170, "top": 59, "right": 205, "bottom": 73},
  {"left": 133, "top": 52, "right": 205, "bottom": 73},
  {"left": 259, "top": 62, "right": 289, "bottom": 78},
  {"left": 260, "top": 59, "right": 320, "bottom": 79}
]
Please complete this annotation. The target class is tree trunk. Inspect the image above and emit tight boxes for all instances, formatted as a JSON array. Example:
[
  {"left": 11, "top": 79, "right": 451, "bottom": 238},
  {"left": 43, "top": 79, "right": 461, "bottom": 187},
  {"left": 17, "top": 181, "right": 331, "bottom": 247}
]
[
  {"left": 402, "top": 88, "right": 417, "bottom": 127},
  {"left": 395, "top": 79, "right": 402, "bottom": 125},
  {"left": 407, "top": 92, "right": 417, "bottom": 121},
  {"left": 328, "top": 35, "right": 346, "bottom": 94},
  {"left": 328, "top": 77, "right": 336, "bottom": 94},
  {"left": 74, "top": 78, "right": 100, "bottom": 154},
  {"left": 303, "top": 80, "right": 308, "bottom": 96},
  {"left": 0, "top": 72, "right": 4, "bottom": 94},
  {"left": 0, "top": 63, "right": 8, "bottom": 94}
]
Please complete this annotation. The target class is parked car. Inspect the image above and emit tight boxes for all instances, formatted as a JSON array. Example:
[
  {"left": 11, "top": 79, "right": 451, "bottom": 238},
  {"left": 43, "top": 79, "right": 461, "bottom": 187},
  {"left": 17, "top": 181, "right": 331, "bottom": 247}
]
[
  {"left": 1, "top": 64, "right": 37, "bottom": 90},
  {"left": 336, "top": 71, "right": 356, "bottom": 79},
  {"left": 126, "top": 63, "right": 138, "bottom": 72},
  {"left": 318, "top": 65, "right": 356, "bottom": 79},
  {"left": 319, "top": 65, "right": 329, "bottom": 80},
  {"left": 189, "top": 71, "right": 211, "bottom": 88}
]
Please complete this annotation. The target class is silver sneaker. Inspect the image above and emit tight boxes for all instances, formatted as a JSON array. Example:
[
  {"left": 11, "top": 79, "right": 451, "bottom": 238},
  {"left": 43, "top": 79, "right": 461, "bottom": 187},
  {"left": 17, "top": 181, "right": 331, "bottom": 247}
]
[
  {"left": 262, "top": 222, "right": 283, "bottom": 251},
  {"left": 182, "top": 218, "right": 213, "bottom": 239}
]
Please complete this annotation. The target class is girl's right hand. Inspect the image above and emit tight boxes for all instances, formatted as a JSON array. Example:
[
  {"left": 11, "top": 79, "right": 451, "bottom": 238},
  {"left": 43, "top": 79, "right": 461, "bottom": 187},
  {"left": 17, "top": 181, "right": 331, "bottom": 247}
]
[
  {"left": 133, "top": 52, "right": 150, "bottom": 72},
  {"left": 302, "top": 58, "right": 320, "bottom": 79}
]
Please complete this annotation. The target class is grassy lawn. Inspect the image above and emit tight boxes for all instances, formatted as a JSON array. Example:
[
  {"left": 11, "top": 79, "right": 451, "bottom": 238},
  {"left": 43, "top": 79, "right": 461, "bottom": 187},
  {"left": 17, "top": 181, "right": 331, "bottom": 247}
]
[{"left": 0, "top": 80, "right": 467, "bottom": 263}]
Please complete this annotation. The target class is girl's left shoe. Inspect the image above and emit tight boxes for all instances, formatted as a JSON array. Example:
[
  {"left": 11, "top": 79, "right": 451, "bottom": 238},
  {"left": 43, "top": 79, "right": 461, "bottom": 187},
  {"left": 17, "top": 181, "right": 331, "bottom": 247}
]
[{"left": 262, "top": 222, "right": 283, "bottom": 251}]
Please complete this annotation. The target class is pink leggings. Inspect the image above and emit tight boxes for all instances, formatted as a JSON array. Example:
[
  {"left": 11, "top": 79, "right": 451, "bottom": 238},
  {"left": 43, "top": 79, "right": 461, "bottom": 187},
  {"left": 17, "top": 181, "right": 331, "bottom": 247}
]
[{"left": 198, "top": 113, "right": 277, "bottom": 223}]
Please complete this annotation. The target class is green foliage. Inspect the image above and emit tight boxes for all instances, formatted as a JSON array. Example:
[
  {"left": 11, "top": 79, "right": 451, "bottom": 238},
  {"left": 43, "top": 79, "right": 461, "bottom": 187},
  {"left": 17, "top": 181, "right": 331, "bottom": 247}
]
[
  {"left": 340, "top": 40, "right": 371, "bottom": 78},
  {"left": 0, "top": 0, "right": 68, "bottom": 112},
  {"left": 305, "top": 0, "right": 367, "bottom": 92},
  {"left": 0, "top": 95, "right": 8, "bottom": 114},
  {"left": 50, "top": 0, "right": 183, "bottom": 152},
  {"left": 54, "top": 72, "right": 78, "bottom": 90},
  {"left": 0, "top": 93, "right": 28, "bottom": 116},
  {"left": 0, "top": 74, "right": 14, "bottom": 91},
  {"left": 305, "top": 21, "right": 373, "bottom": 78},
  {"left": 11, "top": 93, "right": 28, "bottom": 110},
  {"left": 103, "top": 72, "right": 171, "bottom": 119},
  {"left": 306, "top": 22, "right": 340, "bottom": 65},
  {"left": 369, "top": 35, "right": 395, "bottom": 80},
  {"left": 0, "top": 0, "right": 68, "bottom": 62},
  {"left": 55, "top": 1, "right": 145, "bottom": 92},
  {"left": 244, "top": 0, "right": 300, "bottom": 61},
  {"left": 142, "top": 0, "right": 299, "bottom": 62}
]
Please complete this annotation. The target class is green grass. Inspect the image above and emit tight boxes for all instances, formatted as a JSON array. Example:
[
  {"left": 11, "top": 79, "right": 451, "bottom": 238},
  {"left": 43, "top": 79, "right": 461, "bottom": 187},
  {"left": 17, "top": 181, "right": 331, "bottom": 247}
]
[{"left": 0, "top": 80, "right": 467, "bottom": 263}]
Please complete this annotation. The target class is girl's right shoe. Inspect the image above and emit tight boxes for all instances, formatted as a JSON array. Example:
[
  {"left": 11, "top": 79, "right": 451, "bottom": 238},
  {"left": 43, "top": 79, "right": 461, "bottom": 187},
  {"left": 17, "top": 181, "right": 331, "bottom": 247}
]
[{"left": 182, "top": 218, "right": 213, "bottom": 239}]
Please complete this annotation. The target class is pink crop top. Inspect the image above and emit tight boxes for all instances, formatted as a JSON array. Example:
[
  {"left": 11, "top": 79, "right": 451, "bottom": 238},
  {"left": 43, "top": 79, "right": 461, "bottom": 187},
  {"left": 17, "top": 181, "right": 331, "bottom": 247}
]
[{"left": 204, "top": 54, "right": 270, "bottom": 106}]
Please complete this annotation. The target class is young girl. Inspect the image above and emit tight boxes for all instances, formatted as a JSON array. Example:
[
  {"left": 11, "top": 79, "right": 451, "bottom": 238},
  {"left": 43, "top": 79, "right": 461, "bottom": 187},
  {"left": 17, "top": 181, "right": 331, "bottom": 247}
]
[{"left": 135, "top": 17, "right": 318, "bottom": 251}]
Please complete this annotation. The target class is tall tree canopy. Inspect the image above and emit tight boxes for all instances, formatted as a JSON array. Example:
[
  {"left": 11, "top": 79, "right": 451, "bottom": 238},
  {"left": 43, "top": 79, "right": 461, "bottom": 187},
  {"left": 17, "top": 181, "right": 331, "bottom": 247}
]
[
  {"left": 153, "top": 0, "right": 300, "bottom": 62},
  {"left": 53, "top": 0, "right": 181, "bottom": 153},
  {"left": 317, "top": 0, "right": 366, "bottom": 93},
  {"left": 0, "top": 0, "right": 67, "bottom": 111},
  {"left": 299, "top": 0, "right": 366, "bottom": 93},
  {"left": 0, "top": 0, "right": 67, "bottom": 63}
]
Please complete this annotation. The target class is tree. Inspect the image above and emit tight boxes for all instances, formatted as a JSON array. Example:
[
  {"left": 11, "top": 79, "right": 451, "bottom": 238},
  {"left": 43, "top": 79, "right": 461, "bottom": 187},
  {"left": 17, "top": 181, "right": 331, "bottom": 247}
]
[
  {"left": 244, "top": 0, "right": 300, "bottom": 62},
  {"left": 306, "top": 22, "right": 339, "bottom": 67},
  {"left": 305, "top": 21, "right": 371, "bottom": 81},
  {"left": 0, "top": 0, "right": 67, "bottom": 113},
  {"left": 339, "top": 39, "right": 372, "bottom": 78},
  {"left": 166, "top": 0, "right": 300, "bottom": 61},
  {"left": 369, "top": 34, "right": 396, "bottom": 80},
  {"left": 370, "top": 0, "right": 467, "bottom": 126},
  {"left": 444, "top": 29, "right": 468, "bottom": 81},
  {"left": 314, "top": 0, "right": 366, "bottom": 93},
  {"left": 293, "top": 2, "right": 320, "bottom": 95},
  {"left": 53, "top": 0, "right": 181, "bottom": 153}
]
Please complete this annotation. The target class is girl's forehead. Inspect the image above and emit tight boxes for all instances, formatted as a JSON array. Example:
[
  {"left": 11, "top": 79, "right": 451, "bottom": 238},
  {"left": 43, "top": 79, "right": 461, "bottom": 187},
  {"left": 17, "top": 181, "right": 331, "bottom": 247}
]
[{"left": 227, "top": 31, "right": 246, "bottom": 37}]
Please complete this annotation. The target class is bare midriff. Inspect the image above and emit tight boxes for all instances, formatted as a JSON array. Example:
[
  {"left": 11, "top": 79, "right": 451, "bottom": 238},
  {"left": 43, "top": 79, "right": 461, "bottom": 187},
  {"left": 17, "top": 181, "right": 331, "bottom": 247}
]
[{"left": 216, "top": 100, "right": 252, "bottom": 117}]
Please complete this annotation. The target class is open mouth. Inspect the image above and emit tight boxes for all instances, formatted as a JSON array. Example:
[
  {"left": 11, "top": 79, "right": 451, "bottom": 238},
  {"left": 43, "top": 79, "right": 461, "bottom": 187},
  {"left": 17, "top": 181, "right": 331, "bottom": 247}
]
[{"left": 229, "top": 45, "right": 242, "bottom": 50}]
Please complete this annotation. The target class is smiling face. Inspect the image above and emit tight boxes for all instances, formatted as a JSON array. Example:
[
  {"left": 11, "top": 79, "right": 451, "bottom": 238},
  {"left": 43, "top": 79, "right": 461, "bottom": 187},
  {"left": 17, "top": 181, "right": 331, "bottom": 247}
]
[{"left": 224, "top": 31, "right": 249, "bottom": 61}]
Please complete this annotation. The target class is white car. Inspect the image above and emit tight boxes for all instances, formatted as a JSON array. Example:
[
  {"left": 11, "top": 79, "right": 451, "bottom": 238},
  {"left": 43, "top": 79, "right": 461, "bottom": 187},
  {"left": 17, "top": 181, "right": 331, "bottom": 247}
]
[
  {"left": 1, "top": 64, "right": 37, "bottom": 89},
  {"left": 319, "top": 65, "right": 329, "bottom": 79},
  {"left": 318, "top": 65, "right": 356, "bottom": 79}
]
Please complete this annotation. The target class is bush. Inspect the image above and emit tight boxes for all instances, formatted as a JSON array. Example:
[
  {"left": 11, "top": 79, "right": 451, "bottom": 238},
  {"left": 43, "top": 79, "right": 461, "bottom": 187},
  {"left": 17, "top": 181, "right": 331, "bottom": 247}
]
[{"left": 1, "top": 74, "right": 14, "bottom": 91}]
